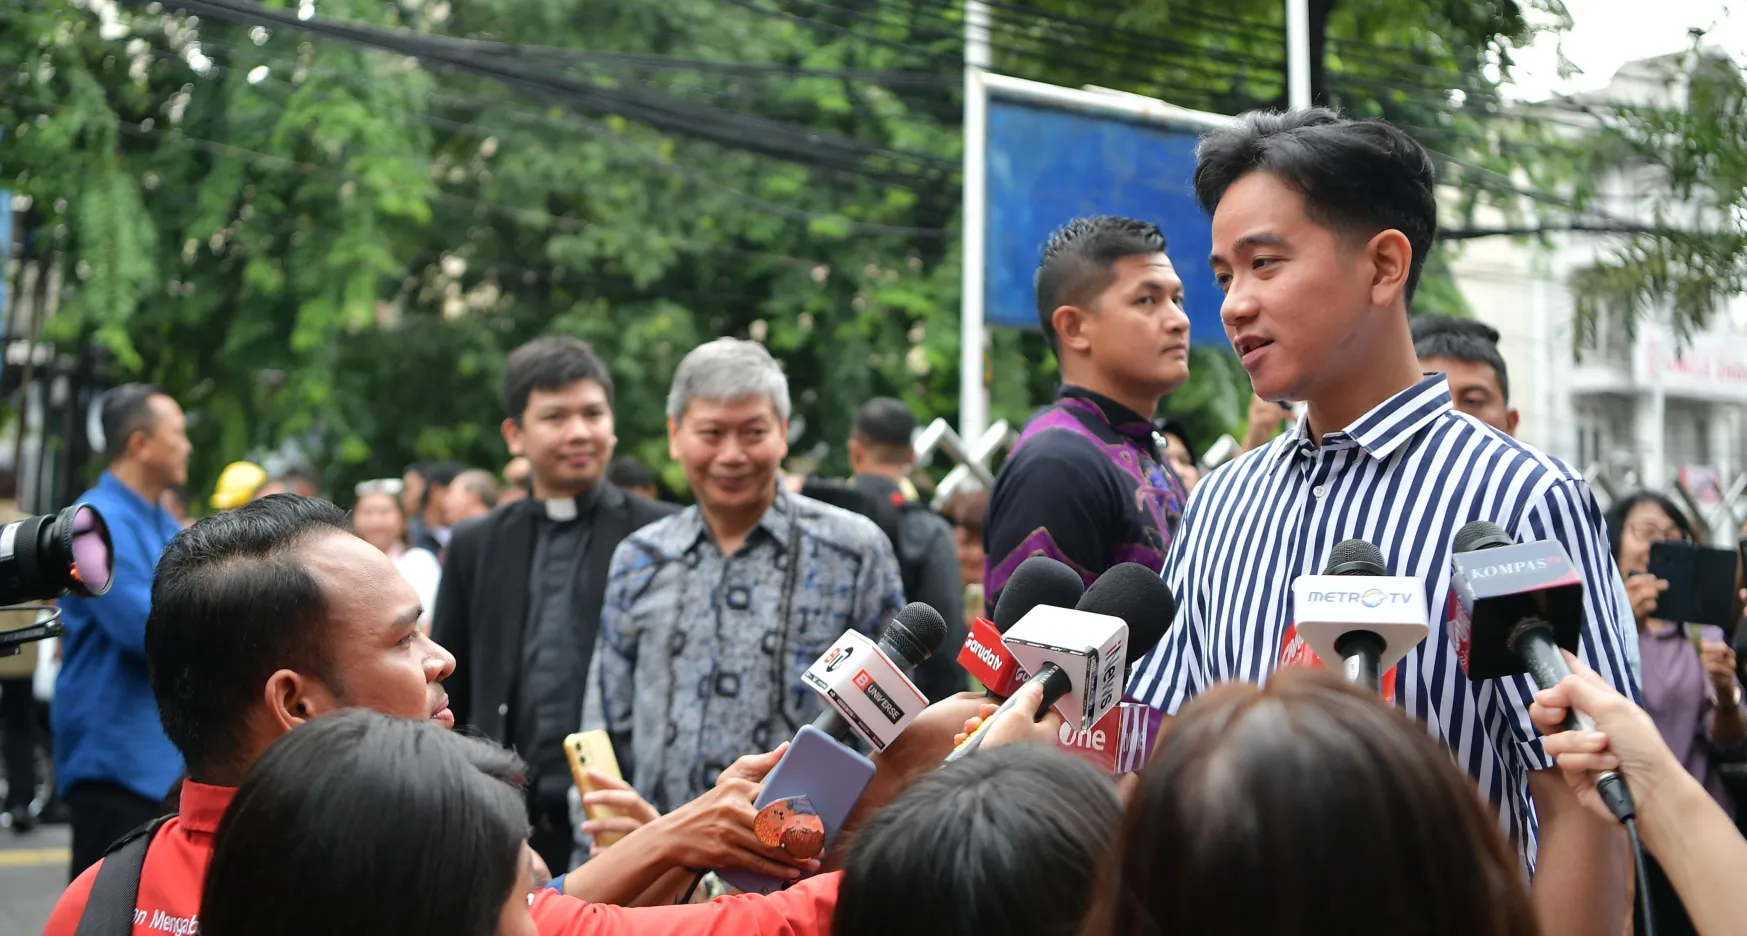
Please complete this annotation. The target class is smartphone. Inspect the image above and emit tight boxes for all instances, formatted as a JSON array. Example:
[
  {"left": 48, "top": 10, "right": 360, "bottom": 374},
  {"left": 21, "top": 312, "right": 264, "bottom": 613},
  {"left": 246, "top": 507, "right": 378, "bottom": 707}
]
[
  {"left": 563, "top": 731, "right": 627, "bottom": 848},
  {"left": 715, "top": 725, "right": 877, "bottom": 896},
  {"left": 1648, "top": 540, "right": 1740, "bottom": 634}
]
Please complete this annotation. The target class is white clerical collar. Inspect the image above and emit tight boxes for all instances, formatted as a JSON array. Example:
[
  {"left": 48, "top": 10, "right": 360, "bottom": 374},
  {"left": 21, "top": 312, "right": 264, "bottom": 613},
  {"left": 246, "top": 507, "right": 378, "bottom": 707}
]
[{"left": 541, "top": 498, "right": 578, "bottom": 522}]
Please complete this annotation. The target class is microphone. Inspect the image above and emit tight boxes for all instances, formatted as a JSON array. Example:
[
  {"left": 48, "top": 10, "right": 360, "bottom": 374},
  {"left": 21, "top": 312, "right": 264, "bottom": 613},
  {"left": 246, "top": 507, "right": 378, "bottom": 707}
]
[
  {"left": 807, "top": 602, "right": 949, "bottom": 749},
  {"left": 1449, "top": 520, "right": 1635, "bottom": 822},
  {"left": 1289, "top": 539, "right": 1429, "bottom": 692},
  {"left": 948, "top": 563, "right": 1175, "bottom": 761},
  {"left": 960, "top": 556, "right": 1085, "bottom": 697}
]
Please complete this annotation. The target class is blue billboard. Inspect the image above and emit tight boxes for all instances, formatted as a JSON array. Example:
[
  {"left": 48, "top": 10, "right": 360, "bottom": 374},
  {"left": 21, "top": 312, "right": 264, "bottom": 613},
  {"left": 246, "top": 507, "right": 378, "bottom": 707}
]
[{"left": 984, "top": 95, "right": 1224, "bottom": 345}]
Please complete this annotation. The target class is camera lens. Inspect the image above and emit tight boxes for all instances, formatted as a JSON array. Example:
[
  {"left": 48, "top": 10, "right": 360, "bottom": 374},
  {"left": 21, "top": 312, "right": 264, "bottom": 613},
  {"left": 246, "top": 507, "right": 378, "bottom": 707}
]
[{"left": 0, "top": 503, "right": 115, "bottom": 605}]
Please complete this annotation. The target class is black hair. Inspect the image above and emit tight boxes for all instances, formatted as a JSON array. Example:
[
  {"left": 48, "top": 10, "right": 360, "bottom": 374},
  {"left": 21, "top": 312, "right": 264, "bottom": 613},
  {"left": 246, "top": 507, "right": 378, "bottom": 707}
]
[
  {"left": 419, "top": 461, "right": 463, "bottom": 510},
  {"left": 145, "top": 495, "right": 351, "bottom": 780},
  {"left": 500, "top": 334, "right": 615, "bottom": 423},
  {"left": 606, "top": 453, "right": 655, "bottom": 491},
  {"left": 1603, "top": 490, "right": 1696, "bottom": 567},
  {"left": 1158, "top": 418, "right": 1196, "bottom": 461},
  {"left": 201, "top": 709, "right": 530, "bottom": 936},
  {"left": 852, "top": 397, "right": 917, "bottom": 455},
  {"left": 835, "top": 744, "right": 1119, "bottom": 936},
  {"left": 1034, "top": 216, "right": 1168, "bottom": 353},
  {"left": 100, "top": 383, "right": 168, "bottom": 463},
  {"left": 1412, "top": 315, "right": 1511, "bottom": 402},
  {"left": 1086, "top": 670, "right": 1538, "bottom": 936},
  {"left": 1193, "top": 108, "right": 1438, "bottom": 302}
]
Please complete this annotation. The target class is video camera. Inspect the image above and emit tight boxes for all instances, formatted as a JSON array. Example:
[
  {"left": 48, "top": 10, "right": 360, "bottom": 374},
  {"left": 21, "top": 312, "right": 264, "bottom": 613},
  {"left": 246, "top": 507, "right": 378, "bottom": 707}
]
[{"left": 0, "top": 503, "right": 115, "bottom": 656}]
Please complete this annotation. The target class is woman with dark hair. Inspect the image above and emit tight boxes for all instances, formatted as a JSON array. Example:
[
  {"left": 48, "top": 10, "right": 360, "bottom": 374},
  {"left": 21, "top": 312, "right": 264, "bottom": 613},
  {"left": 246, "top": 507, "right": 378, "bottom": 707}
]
[
  {"left": 1084, "top": 670, "right": 1539, "bottom": 936},
  {"left": 1602, "top": 492, "right": 1745, "bottom": 935},
  {"left": 836, "top": 743, "right": 1119, "bottom": 936},
  {"left": 202, "top": 708, "right": 534, "bottom": 936}
]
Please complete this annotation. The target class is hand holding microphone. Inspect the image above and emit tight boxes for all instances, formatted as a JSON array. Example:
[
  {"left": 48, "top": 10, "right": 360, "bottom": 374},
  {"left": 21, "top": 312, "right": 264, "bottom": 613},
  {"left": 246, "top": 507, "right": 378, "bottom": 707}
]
[
  {"left": 1529, "top": 650, "right": 1683, "bottom": 825},
  {"left": 951, "top": 681, "right": 1065, "bottom": 751}
]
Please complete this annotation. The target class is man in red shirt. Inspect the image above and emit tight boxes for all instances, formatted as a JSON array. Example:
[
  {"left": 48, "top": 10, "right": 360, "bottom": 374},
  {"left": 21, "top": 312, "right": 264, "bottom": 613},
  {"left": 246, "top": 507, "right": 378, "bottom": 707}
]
[{"left": 44, "top": 495, "right": 825, "bottom": 936}]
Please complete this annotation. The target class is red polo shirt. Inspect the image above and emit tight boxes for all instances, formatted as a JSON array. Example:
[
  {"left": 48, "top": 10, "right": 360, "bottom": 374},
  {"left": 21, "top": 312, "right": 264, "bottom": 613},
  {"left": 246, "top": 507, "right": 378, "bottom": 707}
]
[
  {"left": 42, "top": 779, "right": 233, "bottom": 936},
  {"left": 42, "top": 779, "right": 840, "bottom": 936}
]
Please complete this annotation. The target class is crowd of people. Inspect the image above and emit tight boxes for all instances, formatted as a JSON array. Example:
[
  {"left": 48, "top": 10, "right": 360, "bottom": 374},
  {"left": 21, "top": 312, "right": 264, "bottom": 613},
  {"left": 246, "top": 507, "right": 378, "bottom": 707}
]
[{"left": 0, "top": 105, "right": 1743, "bottom": 936}]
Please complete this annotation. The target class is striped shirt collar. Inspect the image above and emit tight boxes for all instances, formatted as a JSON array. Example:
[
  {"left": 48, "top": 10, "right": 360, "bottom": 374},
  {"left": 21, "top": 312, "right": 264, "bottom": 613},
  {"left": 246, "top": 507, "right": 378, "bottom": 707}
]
[{"left": 1272, "top": 373, "right": 1453, "bottom": 464}]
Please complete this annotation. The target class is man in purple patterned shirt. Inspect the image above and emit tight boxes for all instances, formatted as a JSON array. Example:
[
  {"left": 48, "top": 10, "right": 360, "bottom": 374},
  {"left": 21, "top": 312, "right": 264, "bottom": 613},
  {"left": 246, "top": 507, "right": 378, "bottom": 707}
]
[{"left": 983, "top": 216, "right": 1192, "bottom": 614}]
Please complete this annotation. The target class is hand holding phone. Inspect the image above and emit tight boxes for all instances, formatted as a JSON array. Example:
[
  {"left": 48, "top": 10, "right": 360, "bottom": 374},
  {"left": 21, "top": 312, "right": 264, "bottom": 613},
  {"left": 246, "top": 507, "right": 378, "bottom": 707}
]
[{"left": 564, "top": 731, "right": 631, "bottom": 848}]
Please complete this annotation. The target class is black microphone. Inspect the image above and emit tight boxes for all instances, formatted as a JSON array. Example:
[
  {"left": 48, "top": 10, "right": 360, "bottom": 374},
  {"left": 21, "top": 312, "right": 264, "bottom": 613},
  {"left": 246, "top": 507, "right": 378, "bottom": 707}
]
[
  {"left": 1292, "top": 539, "right": 1430, "bottom": 692},
  {"left": 958, "top": 556, "right": 1086, "bottom": 698},
  {"left": 949, "top": 563, "right": 1175, "bottom": 761},
  {"left": 811, "top": 602, "right": 949, "bottom": 742},
  {"left": 1450, "top": 520, "right": 1635, "bottom": 822}
]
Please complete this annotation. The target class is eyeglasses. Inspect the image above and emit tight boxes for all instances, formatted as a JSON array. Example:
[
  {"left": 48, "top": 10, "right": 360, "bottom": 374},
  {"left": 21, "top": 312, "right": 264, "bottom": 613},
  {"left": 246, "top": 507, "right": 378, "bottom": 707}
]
[
  {"left": 354, "top": 478, "right": 405, "bottom": 499},
  {"left": 1625, "top": 520, "right": 1687, "bottom": 543}
]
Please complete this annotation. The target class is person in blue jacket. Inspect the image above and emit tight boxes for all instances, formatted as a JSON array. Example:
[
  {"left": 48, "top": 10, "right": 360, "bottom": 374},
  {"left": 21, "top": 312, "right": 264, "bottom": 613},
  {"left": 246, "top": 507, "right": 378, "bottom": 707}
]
[{"left": 53, "top": 384, "right": 190, "bottom": 880}]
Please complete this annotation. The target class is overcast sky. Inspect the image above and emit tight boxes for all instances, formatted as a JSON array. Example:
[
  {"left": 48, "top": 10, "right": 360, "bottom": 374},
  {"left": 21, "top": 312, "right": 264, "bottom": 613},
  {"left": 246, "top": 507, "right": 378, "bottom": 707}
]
[{"left": 1504, "top": 0, "right": 1745, "bottom": 99}]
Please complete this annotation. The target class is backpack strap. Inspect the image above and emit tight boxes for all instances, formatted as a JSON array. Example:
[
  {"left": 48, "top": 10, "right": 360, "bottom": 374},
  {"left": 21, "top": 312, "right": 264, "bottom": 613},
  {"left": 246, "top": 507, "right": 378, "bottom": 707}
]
[{"left": 73, "top": 814, "right": 175, "bottom": 936}]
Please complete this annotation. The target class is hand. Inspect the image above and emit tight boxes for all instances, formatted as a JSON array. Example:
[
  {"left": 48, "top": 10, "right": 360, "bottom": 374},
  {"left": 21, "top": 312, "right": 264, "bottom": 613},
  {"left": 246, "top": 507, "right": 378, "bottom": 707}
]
[
  {"left": 642, "top": 778, "right": 819, "bottom": 881},
  {"left": 1701, "top": 641, "right": 1738, "bottom": 697},
  {"left": 952, "top": 681, "right": 1064, "bottom": 752},
  {"left": 1528, "top": 650, "right": 1682, "bottom": 823},
  {"left": 581, "top": 771, "right": 662, "bottom": 848},
  {"left": 718, "top": 743, "right": 788, "bottom": 785},
  {"left": 1623, "top": 572, "right": 1667, "bottom": 626},
  {"left": 1241, "top": 394, "right": 1292, "bottom": 451}
]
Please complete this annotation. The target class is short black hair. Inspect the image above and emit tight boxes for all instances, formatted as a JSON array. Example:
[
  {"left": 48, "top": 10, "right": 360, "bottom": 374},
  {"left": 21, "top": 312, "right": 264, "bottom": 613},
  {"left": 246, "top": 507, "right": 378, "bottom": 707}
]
[
  {"left": 145, "top": 494, "right": 351, "bottom": 779},
  {"left": 1034, "top": 216, "right": 1167, "bottom": 353},
  {"left": 201, "top": 710, "right": 529, "bottom": 936},
  {"left": 835, "top": 744, "right": 1120, "bottom": 936},
  {"left": 606, "top": 454, "right": 655, "bottom": 491},
  {"left": 1411, "top": 315, "right": 1511, "bottom": 402},
  {"left": 100, "top": 383, "right": 167, "bottom": 463},
  {"left": 1158, "top": 417, "right": 1196, "bottom": 460},
  {"left": 418, "top": 461, "right": 463, "bottom": 511},
  {"left": 1193, "top": 108, "right": 1438, "bottom": 302},
  {"left": 852, "top": 397, "right": 917, "bottom": 454},
  {"left": 500, "top": 335, "right": 615, "bottom": 423}
]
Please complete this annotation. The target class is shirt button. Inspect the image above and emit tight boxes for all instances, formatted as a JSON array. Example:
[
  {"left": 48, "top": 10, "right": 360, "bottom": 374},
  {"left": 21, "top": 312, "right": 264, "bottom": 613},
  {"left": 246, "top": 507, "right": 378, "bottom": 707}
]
[
  {"left": 1312, "top": 485, "right": 1326, "bottom": 498},
  {"left": 498, "top": 703, "right": 509, "bottom": 716}
]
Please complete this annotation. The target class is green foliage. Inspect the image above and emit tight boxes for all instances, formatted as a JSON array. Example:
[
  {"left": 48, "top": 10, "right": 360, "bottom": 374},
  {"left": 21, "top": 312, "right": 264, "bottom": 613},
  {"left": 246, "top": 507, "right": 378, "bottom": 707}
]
[{"left": 2, "top": 0, "right": 1728, "bottom": 510}]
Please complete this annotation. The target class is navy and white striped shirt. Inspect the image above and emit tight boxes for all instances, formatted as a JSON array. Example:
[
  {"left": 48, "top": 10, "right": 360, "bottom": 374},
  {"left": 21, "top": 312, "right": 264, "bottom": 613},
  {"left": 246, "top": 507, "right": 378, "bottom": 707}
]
[{"left": 1129, "top": 374, "right": 1640, "bottom": 868}]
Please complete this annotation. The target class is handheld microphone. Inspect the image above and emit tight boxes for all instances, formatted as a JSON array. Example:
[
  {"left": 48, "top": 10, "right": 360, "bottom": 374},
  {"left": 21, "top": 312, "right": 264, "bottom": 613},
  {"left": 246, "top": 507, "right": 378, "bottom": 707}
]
[
  {"left": 1449, "top": 520, "right": 1635, "bottom": 822},
  {"left": 959, "top": 557, "right": 1086, "bottom": 697},
  {"left": 1289, "top": 539, "right": 1429, "bottom": 692},
  {"left": 807, "top": 602, "right": 948, "bottom": 749},
  {"left": 949, "top": 563, "right": 1175, "bottom": 761}
]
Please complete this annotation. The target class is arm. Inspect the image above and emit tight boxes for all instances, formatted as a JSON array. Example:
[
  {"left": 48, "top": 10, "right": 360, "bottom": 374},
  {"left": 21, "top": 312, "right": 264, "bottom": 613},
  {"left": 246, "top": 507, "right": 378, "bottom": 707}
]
[
  {"left": 1125, "top": 488, "right": 1206, "bottom": 713},
  {"left": 429, "top": 533, "right": 473, "bottom": 726},
  {"left": 854, "top": 525, "right": 905, "bottom": 637},
  {"left": 1533, "top": 659, "right": 1747, "bottom": 936},
  {"left": 598, "top": 543, "right": 642, "bottom": 774},
  {"left": 1512, "top": 480, "right": 1636, "bottom": 936},
  {"left": 982, "top": 442, "right": 1120, "bottom": 613}
]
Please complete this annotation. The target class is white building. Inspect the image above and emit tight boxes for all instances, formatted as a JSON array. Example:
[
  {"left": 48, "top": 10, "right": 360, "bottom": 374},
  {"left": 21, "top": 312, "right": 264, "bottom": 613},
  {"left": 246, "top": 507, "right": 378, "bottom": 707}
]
[{"left": 1445, "top": 51, "right": 1747, "bottom": 542}]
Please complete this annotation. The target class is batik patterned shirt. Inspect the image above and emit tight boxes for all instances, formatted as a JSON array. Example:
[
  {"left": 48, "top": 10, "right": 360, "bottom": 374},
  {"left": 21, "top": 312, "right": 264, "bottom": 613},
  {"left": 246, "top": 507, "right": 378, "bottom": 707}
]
[
  {"left": 599, "top": 489, "right": 905, "bottom": 811},
  {"left": 983, "top": 386, "right": 1190, "bottom": 615}
]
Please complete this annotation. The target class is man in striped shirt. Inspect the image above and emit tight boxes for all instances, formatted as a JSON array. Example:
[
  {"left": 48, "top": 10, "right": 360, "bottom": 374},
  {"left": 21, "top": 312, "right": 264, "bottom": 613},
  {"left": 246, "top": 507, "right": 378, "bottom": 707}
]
[{"left": 1128, "top": 109, "right": 1638, "bottom": 936}]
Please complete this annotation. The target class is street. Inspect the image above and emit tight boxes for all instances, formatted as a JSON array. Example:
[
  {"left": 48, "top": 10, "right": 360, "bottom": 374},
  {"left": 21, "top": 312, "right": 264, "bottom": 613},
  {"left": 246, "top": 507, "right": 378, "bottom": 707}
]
[{"left": 0, "top": 823, "right": 69, "bottom": 936}]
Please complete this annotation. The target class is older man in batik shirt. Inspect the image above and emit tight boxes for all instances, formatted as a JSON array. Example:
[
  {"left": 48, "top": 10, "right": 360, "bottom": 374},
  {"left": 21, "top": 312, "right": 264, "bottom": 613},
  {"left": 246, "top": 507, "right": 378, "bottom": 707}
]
[{"left": 598, "top": 339, "right": 904, "bottom": 811}]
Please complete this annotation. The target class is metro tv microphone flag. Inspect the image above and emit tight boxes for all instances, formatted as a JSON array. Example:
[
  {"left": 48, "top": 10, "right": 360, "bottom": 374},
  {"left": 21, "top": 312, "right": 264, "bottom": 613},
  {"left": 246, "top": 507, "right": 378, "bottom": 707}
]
[{"left": 1290, "top": 539, "right": 1428, "bottom": 692}]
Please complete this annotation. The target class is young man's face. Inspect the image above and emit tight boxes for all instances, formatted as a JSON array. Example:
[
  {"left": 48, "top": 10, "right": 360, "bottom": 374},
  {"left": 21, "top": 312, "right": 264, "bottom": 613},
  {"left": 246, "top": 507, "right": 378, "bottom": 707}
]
[
  {"left": 1420, "top": 355, "right": 1518, "bottom": 436},
  {"left": 1068, "top": 253, "right": 1192, "bottom": 401},
  {"left": 502, "top": 380, "right": 616, "bottom": 500},
  {"left": 300, "top": 532, "right": 456, "bottom": 727},
  {"left": 1211, "top": 173, "right": 1383, "bottom": 404},
  {"left": 137, "top": 394, "right": 193, "bottom": 488}
]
